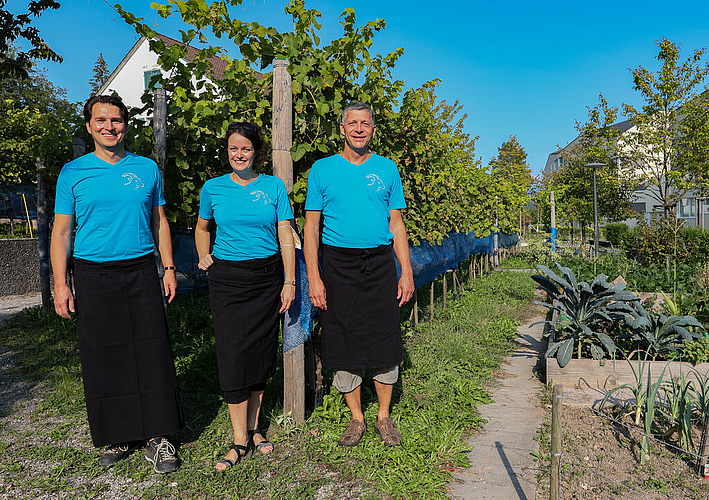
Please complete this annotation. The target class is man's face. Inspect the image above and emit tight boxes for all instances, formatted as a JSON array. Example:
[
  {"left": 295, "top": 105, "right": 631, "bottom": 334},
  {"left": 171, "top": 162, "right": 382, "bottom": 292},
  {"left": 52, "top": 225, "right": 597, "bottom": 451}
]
[
  {"left": 340, "top": 109, "right": 376, "bottom": 152},
  {"left": 86, "top": 103, "right": 126, "bottom": 151}
]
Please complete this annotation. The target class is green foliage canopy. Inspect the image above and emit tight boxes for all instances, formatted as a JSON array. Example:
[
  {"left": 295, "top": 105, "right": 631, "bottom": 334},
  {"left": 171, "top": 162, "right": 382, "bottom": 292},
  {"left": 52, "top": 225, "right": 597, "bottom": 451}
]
[
  {"left": 0, "top": 0, "right": 62, "bottom": 78},
  {"left": 622, "top": 38, "right": 709, "bottom": 216},
  {"left": 116, "top": 0, "right": 530, "bottom": 244},
  {"left": 535, "top": 96, "right": 635, "bottom": 232},
  {"left": 0, "top": 56, "right": 81, "bottom": 184}
]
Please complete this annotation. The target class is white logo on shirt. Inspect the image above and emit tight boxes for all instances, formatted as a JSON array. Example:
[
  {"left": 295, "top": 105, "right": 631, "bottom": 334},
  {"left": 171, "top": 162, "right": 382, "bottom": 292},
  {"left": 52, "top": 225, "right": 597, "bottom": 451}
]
[
  {"left": 251, "top": 190, "right": 272, "bottom": 204},
  {"left": 122, "top": 173, "right": 145, "bottom": 190},
  {"left": 366, "top": 174, "right": 385, "bottom": 192}
]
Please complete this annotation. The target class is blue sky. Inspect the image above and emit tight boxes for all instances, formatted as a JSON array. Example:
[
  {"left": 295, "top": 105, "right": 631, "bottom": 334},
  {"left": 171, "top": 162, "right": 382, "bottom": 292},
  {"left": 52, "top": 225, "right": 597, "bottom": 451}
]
[{"left": 10, "top": 0, "right": 709, "bottom": 174}]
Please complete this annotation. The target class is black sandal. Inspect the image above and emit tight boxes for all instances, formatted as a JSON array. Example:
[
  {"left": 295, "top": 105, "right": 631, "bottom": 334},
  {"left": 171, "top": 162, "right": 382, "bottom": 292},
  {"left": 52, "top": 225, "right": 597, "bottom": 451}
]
[
  {"left": 248, "top": 428, "right": 274, "bottom": 455},
  {"left": 215, "top": 441, "right": 252, "bottom": 470}
]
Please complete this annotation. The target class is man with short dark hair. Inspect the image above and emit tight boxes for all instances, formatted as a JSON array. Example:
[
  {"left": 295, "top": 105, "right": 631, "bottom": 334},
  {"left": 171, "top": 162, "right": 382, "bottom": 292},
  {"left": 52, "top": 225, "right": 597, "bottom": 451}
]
[
  {"left": 51, "top": 94, "right": 184, "bottom": 473},
  {"left": 304, "top": 101, "right": 414, "bottom": 447}
]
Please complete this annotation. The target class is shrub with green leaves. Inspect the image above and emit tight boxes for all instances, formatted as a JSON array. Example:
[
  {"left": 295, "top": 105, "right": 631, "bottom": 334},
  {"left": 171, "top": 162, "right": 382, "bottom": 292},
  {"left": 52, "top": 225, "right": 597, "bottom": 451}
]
[
  {"left": 622, "top": 301, "right": 706, "bottom": 360},
  {"left": 532, "top": 263, "right": 639, "bottom": 367}
]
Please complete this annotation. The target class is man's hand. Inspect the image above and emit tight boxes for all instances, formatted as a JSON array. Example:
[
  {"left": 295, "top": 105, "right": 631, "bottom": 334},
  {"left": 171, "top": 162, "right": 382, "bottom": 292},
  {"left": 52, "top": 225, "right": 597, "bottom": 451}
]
[
  {"left": 53, "top": 283, "right": 75, "bottom": 318},
  {"left": 163, "top": 270, "right": 177, "bottom": 303},
  {"left": 397, "top": 273, "right": 415, "bottom": 307},
  {"left": 309, "top": 276, "right": 327, "bottom": 310}
]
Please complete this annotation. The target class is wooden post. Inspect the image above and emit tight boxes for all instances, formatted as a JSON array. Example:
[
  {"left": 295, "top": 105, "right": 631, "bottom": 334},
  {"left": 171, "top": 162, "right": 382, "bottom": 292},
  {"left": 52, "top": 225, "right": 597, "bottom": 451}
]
[
  {"left": 429, "top": 280, "right": 435, "bottom": 320},
  {"left": 36, "top": 158, "right": 50, "bottom": 314},
  {"left": 485, "top": 253, "right": 490, "bottom": 273},
  {"left": 272, "top": 59, "right": 303, "bottom": 424},
  {"left": 153, "top": 88, "right": 167, "bottom": 195},
  {"left": 272, "top": 60, "right": 294, "bottom": 191},
  {"left": 72, "top": 137, "right": 85, "bottom": 159},
  {"left": 442, "top": 272, "right": 447, "bottom": 309},
  {"left": 452, "top": 269, "right": 458, "bottom": 295},
  {"left": 551, "top": 385, "right": 563, "bottom": 500},
  {"left": 413, "top": 291, "right": 419, "bottom": 327},
  {"left": 697, "top": 403, "right": 709, "bottom": 478}
]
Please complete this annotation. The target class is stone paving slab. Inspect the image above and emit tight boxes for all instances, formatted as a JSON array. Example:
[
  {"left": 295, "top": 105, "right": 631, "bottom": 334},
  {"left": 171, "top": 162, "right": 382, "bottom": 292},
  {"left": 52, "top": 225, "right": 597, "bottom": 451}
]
[{"left": 448, "top": 316, "right": 545, "bottom": 500}]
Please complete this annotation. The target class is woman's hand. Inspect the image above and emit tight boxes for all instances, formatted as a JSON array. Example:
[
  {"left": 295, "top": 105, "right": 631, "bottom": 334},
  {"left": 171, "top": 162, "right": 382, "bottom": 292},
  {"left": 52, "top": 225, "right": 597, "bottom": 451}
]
[
  {"left": 279, "top": 281, "right": 296, "bottom": 313},
  {"left": 198, "top": 253, "right": 214, "bottom": 270}
]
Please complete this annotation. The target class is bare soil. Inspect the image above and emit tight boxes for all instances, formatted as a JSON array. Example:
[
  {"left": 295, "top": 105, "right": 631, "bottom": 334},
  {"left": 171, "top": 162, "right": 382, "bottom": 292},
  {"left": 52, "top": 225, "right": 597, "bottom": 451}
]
[{"left": 537, "top": 401, "right": 709, "bottom": 499}]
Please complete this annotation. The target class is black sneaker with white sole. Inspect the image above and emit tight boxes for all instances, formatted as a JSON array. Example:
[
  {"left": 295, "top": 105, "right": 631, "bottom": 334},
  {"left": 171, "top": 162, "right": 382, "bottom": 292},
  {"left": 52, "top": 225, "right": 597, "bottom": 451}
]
[
  {"left": 145, "top": 437, "right": 179, "bottom": 474},
  {"left": 99, "top": 442, "right": 133, "bottom": 466}
]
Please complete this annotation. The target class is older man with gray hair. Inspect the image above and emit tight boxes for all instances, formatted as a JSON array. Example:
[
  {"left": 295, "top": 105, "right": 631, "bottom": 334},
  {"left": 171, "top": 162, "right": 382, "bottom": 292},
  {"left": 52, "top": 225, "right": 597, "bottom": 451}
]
[{"left": 304, "top": 101, "right": 414, "bottom": 447}]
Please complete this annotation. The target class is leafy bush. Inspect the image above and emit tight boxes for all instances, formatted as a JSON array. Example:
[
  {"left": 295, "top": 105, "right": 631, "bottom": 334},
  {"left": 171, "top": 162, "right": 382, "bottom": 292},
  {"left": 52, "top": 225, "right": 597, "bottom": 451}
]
[
  {"left": 533, "top": 264, "right": 638, "bottom": 367},
  {"left": 636, "top": 218, "right": 709, "bottom": 267},
  {"left": 604, "top": 223, "right": 633, "bottom": 248},
  {"left": 622, "top": 301, "right": 705, "bottom": 360},
  {"left": 682, "top": 336, "right": 709, "bottom": 365}
]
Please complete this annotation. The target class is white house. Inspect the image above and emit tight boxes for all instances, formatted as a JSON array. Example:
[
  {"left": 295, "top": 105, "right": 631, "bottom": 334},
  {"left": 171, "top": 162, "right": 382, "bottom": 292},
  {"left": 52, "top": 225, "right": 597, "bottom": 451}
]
[
  {"left": 545, "top": 119, "right": 709, "bottom": 229},
  {"left": 97, "top": 33, "right": 229, "bottom": 112}
]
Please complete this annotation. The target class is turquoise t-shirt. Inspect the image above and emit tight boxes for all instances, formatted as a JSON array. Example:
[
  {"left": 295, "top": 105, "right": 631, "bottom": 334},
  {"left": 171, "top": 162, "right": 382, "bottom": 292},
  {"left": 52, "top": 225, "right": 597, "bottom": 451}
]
[
  {"left": 199, "top": 173, "right": 294, "bottom": 261},
  {"left": 54, "top": 152, "right": 165, "bottom": 262},
  {"left": 304, "top": 153, "right": 406, "bottom": 248}
]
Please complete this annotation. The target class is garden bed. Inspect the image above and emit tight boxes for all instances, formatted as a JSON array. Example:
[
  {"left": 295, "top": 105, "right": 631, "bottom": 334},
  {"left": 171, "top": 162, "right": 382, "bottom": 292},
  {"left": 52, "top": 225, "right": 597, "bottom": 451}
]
[{"left": 546, "top": 358, "right": 709, "bottom": 389}]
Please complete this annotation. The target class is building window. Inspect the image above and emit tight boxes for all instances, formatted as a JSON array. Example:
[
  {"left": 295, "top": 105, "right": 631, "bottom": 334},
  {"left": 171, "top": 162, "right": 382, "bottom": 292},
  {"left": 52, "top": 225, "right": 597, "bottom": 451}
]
[
  {"left": 631, "top": 202, "right": 646, "bottom": 214},
  {"left": 143, "top": 69, "right": 162, "bottom": 91},
  {"left": 678, "top": 198, "right": 695, "bottom": 218}
]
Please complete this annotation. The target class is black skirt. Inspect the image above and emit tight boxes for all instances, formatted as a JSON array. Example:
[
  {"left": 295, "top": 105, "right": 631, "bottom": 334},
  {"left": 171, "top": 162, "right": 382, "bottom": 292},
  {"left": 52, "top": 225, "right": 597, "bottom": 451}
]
[
  {"left": 320, "top": 244, "right": 402, "bottom": 370},
  {"left": 208, "top": 254, "right": 283, "bottom": 392},
  {"left": 73, "top": 253, "right": 184, "bottom": 447}
]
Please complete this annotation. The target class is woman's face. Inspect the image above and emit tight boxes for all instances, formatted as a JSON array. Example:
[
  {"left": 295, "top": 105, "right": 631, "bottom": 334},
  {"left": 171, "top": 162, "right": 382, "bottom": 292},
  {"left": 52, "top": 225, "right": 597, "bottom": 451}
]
[{"left": 227, "top": 132, "right": 255, "bottom": 173}]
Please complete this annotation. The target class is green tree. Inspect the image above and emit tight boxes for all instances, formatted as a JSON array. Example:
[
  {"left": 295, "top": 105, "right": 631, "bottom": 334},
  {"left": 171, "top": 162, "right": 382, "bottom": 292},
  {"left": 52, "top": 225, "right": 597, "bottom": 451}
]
[
  {"left": 386, "top": 79, "right": 484, "bottom": 243},
  {"left": 116, "top": 0, "right": 492, "bottom": 245},
  {"left": 538, "top": 96, "right": 635, "bottom": 241},
  {"left": 0, "top": 0, "right": 62, "bottom": 78},
  {"left": 488, "top": 135, "right": 532, "bottom": 232},
  {"left": 88, "top": 53, "right": 110, "bottom": 95},
  {"left": 0, "top": 57, "right": 81, "bottom": 184},
  {"left": 621, "top": 38, "right": 709, "bottom": 217}
]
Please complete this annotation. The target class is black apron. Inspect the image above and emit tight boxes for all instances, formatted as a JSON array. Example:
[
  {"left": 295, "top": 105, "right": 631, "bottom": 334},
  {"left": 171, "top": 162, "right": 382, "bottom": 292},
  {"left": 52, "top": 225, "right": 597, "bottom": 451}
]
[
  {"left": 320, "top": 244, "right": 402, "bottom": 370},
  {"left": 74, "top": 253, "right": 184, "bottom": 447},
  {"left": 208, "top": 253, "right": 283, "bottom": 392}
]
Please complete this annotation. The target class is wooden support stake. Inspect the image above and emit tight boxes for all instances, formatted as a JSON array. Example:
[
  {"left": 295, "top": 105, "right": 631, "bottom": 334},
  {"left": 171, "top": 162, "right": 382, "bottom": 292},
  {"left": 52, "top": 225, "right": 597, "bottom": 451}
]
[
  {"left": 453, "top": 269, "right": 458, "bottom": 295},
  {"left": 442, "top": 272, "right": 447, "bottom": 309},
  {"left": 551, "top": 385, "right": 563, "bottom": 500},
  {"left": 413, "top": 290, "right": 419, "bottom": 327},
  {"left": 273, "top": 59, "right": 303, "bottom": 424},
  {"left": 697, "top": 403, "right": 709, "bottom": 477},
  {"left": 485, "top": 253, "right": 490, "bottom": 273},
  {"left": 36, "top": 158, "right": 50, "bottom": 314},
  {"left": 429, "top": 280, "right": 435, "bottom": 320},
  {"left": 153, "top": 88, "right": 167, "bottom": 195},
  {"left": 284, "top": 343, "right": 305, "bottom": 423},
  {"left": 469, "top": 258, "right": 473, "bottom": 286}
]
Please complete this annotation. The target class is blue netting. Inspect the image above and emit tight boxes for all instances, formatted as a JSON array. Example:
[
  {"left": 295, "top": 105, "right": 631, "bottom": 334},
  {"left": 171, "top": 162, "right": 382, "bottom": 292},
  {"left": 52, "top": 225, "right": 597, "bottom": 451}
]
[
  {"left": 172, "top": 230, "right": 209, "bottom": 293},
  {"left": 170, "top": 229, "right": 517, "bottom": 352},
  {"left": 283, "top": 248, "right": 317, "bottom": 352}
]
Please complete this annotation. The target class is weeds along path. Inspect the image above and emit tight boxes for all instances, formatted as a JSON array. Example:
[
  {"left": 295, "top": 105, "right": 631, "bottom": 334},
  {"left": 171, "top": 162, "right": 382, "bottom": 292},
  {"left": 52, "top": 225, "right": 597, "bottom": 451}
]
[{"left": 448, "top": 312, "right": 545, "bottom": 500}]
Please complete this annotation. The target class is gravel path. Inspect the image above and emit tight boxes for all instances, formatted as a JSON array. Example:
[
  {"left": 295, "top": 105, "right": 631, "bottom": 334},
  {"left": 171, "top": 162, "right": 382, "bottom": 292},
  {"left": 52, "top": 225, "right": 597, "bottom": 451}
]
[
  {"left": 0, "top": 293, "right": 43, "bottom": 325},
  {"left": 0, "top": 293, "right": 43, "bottom": 417}
]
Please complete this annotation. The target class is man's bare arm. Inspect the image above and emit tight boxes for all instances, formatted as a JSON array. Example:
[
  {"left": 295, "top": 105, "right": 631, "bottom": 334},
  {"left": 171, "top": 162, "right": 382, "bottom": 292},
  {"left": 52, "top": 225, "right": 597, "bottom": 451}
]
[
  {"left": 389, "top": 209, "right": 414, "bottom": 306},
  {"left": 304, "top": 210, "right": 327, "bottom": 310},
  {"left": 50, "top": 214, "right": 75, "bottom": 318},
  {"left": 151, "top": 205, "right": 177, "bottom": 303}
]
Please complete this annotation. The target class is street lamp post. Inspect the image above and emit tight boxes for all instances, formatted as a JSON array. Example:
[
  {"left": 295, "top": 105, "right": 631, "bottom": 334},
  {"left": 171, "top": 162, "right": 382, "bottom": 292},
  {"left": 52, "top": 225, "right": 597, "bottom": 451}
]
[{"left": 585, "top": 163, "right": 606, "bottom": 257}]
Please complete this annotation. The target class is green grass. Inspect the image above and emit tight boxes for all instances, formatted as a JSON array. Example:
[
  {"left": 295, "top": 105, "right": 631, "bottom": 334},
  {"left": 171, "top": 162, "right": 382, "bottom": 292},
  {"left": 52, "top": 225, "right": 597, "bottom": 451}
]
[{"left": 0, "top": 269, "right": 535, "bottom": 499}]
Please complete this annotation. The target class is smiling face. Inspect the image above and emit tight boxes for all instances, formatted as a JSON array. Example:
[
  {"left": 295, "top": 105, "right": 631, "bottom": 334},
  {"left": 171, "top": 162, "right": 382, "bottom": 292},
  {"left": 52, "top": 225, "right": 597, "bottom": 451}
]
[
  {"left": 85, "top": 103, "right": 126, "bottom": 154},
  {"left": 227, "top": 132, "right": 255, "bottom": 174},
  {"left": 340, "top": 108, "right": 376, "bottom": 153}
]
